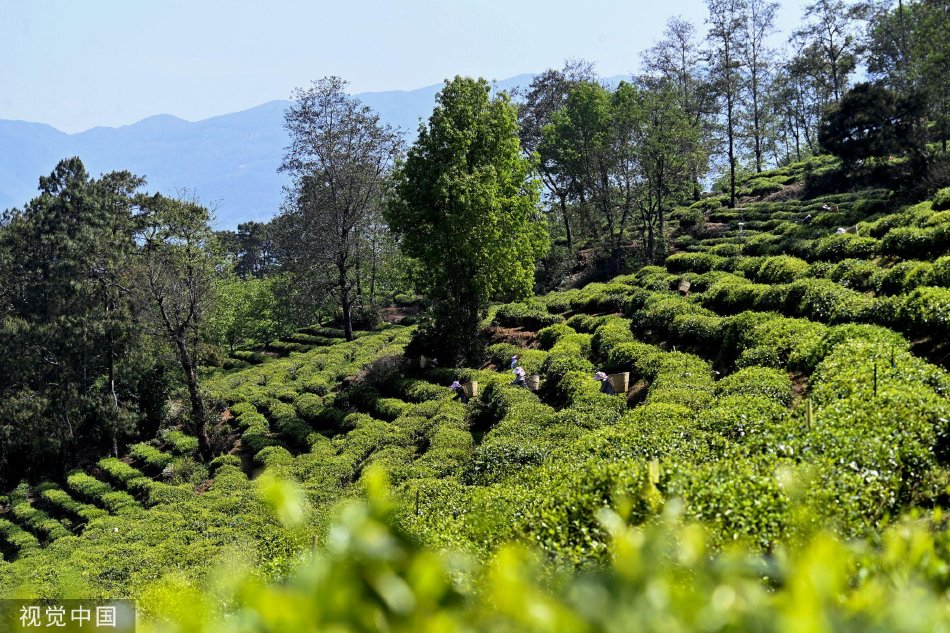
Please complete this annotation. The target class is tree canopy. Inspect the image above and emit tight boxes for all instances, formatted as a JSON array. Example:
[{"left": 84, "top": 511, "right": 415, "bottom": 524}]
[{"left": 387, "top": 76, "right": 548, "bottom": 361}]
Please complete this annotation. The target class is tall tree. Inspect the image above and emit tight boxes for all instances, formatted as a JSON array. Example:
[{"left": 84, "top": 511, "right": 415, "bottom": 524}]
[
  {"left": 631, "top": 83, "right": 701, "bottom": 262},
  {"left": 793, "top": 0, "right": 862, "bottom": 105},
  {"left": 819, "top": 81, "right": 928, "bottom": 164},
  {"left": 909, "top": 0, "right": 950, "bottom": 152},
  {"left": 134, "top": 194, "right": 217, "bottom": 460},
  {"left": 279, "top": 77, "right": 403, "bottom": 341},
  {"left": 739, "top": 0, "right": 779, "bottom": 172},
  {"left": 776, "top": 43, "right": 829, "bottom": 158},
  {"left": 387, "top": 77, "right": 548, "bottom": 362},
  {"left": 706, "top": 0, "right": 746, "bottom": 208},
  {"left": 517, "top": 59, "right": 597, "bottom": 252},
  {"left": 865, "top": 1, "right": 949, "bottom": 151},
  {"left": 0, "top": 158, "right": 148, "bottom": 481},
  {"left": 216, "top": 221, "right": 277, "bottom": 279},
  {"left": 543, "top": 81, "right": 633, "bottom": 272},
  {"left": 643, "top": 16, "right": 715, "bottom": 197}
]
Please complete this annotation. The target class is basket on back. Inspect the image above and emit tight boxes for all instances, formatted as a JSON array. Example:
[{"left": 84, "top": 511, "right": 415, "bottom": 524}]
[{"left": 609, "top": 372, "right": 629, "bottom": 394}]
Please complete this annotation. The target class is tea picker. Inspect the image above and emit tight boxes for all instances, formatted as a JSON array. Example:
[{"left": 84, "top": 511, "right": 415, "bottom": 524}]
[
  {"left": 512, "top": 366, "right": 527, "bottom": 388},
  {"left": 594, "top": 371, "right": 616, "bottom": 395},
  {"left": 450, "top": 380, "right": 469, "bottom": 404}
]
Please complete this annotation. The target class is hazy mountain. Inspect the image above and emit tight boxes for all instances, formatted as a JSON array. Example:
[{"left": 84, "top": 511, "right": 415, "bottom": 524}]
[{"left": 0, "top": 73, "right": 622, "bottom": 229}]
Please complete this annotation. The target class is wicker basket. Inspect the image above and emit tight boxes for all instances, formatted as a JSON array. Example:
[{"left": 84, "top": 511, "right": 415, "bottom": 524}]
[
  {"left": 527, "top": 374, "right": 541, "bottom": 391},
  {"left": 462, "top": 381, "right": 478, "bottom": 398},
  {"left": 609, "top": 372, "right": 629, "bottom": 394}
]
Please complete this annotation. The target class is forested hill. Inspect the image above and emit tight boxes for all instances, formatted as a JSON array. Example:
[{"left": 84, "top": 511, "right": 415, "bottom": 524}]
[
  {"left": 1, "top": 0, "right": 949, "bottom": 627},
  {"left": 0, "top": 74, "right": 550, "bottom": 228},
  {"left": 1, "top": 156, "right": 949, "bottom": 629}
]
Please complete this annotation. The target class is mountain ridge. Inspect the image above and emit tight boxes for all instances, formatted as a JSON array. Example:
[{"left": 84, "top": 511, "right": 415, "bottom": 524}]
[{"left": 0, "top": 73, "right": 620, "bottom": 228}]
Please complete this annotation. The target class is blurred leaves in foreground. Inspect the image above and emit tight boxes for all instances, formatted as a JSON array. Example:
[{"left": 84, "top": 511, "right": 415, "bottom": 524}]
[{"left": 140, "top": 467, "right": 950, "bottom": 633}]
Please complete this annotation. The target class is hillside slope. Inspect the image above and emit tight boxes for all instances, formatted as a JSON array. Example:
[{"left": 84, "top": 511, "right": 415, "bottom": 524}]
[
  {"left": 1, "top": 160, "right": 949, "bottom": 627},
  {"left": 0, "top": 74, "right": 543, "bottom": 228}
]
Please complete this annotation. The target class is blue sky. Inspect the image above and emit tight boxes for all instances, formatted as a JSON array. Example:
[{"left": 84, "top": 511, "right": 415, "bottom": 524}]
[{"left": 1, "top": 0, "right": 810, "bottom": 133}]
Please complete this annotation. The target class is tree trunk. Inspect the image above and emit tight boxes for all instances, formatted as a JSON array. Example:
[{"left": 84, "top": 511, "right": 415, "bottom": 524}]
[
  {"left": 559, "top": 194, "right": 573, "bottom": 252},
  {"left": 175, "top": 336, "right": 212, "bottom": 460},
  {"left": 339, "top": 262, "right": 354, "bottom": 341},
  {"left": 752, "top": 77, "right": 763, "bottom": 173},
  {"left": 355, "top": 255, "right": 364, "bottom": 310},
  {"left": 646, "top": 222, "right": 655, "bottom": 265},
  {"left": 369, "top": 246, "right": 378, "bottom": 308},
  {"left": 725, "top": 41, "right": 737, "bottom": 208}
]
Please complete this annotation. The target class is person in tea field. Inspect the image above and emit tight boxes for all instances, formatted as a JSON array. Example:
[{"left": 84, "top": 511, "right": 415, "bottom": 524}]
[
  {"left": 595, "top": 371, "right": 616, "bottom": 395},
  {"left": 510, "top": 354, "right": 519, "bottom": 369},
  {"left": 450, "top": 380, "right": 469, "bottom": 404},
  {"left": 512, "top": 366, "right": 527, "bottom": 388}
]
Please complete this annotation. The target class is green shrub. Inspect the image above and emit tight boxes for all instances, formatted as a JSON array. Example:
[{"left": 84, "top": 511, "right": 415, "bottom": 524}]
[
  {"left": 0, "top": 518, "right": 40, "bottom": 554},
  {"left": 933, "top": 186, "right": 950, "bottom": 211},
  {"left": 665, "top": 252, "right": 727, "bottom": 274},
  {"left": 671, "top": 205, "right": 705, "bottom": 231},
  {"left": 210, "top": 454, "right": 242, "bottom": 473},
  {"left": 668, "top": 452, "right": 793, "bottom": 550},
  {"left": 570, "top": 282, "right": 647, "bottom": 313},
  {"left": 267, "top": 400, "right": 297, "bottom": 421},
  {"left": 493, "top": 302, "right": 565, "bottom": 330},
  {"left": 646, "top": 386, "right": 715, "bottom": 410},
  {"left": 162, "top": 429, "right": 200, "bottom": 455},
  {"left": 708, "top": 243, "right": 742, "bottom": 257},
  {"left": 130, "top": 443, "right": 175, "bottom": 472},
  {"left": 783, "top": 278, "right": 876, "bottom": 324},
  {"left": 699, "top": 395, "right": 789, "bottom": 442},
  {"left": 254, "top": 445, "right": 294, "bottom": 468},
  {"left": 605, "top": 341, "right": 665, "bottom": 378},
  {"left": 932, "top": 256, "right": 950, "bottom": 288},
  {"left": 701, "top": 276, "right": 770, "bottom": 315},
  {"left": 899, "top": 287, "right": 950, "bottom": 339},
  {"left": 371, "top": 397, "right": 410, "bottom": 422},
  {"left": 881, "top": 225, "right": 950, "bottom": 259},
  {"left": 549, "top": 333, "right": 593, "bottom": 357},
  {"left": 814, "top": 233, "right": 879, "bottom": 261},
  {"left": 293, "top": 392, "right": 324, "bottom": 422},
  {"left": 755, "top": 255, "right": 810, "bottom": 284},
  {"left": 518, "top": 458, "right": 663, "bottom": 565},
  {"left": 559, "top": 403, "right": 701, "bottom": 465},
  {"left": 633, "top": 295, "right": 718, "bottom": 338},
  {"left": 669, "top": 313, "right": 725, "bottom": 351},
  {"left": 565, "top": 314, "right": 609, "bottom": 333},
  {"left": 827, "top": 258, "right": 879, "bottom": 291},
  {"left": 395, "top": 379, "right": 450, "bottom": 403},
  {"left": 12, "top": 501, "right": 71, "bottom": 541},
  {"left": 229, "top": 401, "right": 258, "bottom": 418},
  {"left": 40, "top": 487, "right": 108, "bottom": 523},
  {"left": 715, "top": 367, "right": 793, "bottom": 406},
  {"left": 590, "top": 317, "right": 636, "bottom": 360},
  {"left": 66, "top": 472, "right": 139, "bottom": 513},
  {"left": 746, "top": 176, "right": 785, "bottom": 196},
  {"left": 538, "top": 353, "right": 596, "bottom": 406},
  {"left": 537, "top": 323, "right": 574, "bottom": 349},
  {"left": 741, "top": 232, "right": 781, "bottom": 256}
]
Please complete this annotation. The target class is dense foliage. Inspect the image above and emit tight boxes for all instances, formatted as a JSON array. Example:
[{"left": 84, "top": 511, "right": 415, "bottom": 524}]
[
  {"left": 387, "top": 76, "right": 548, "bottom": 361},
  {"left": 2, "top": 1, "right": 950, "bottom": 628}
]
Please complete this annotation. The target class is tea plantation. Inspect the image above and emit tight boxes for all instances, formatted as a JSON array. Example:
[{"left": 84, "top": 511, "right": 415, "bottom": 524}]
[{"left": 2, "top": 160, "right": 950, "bottom": 631}]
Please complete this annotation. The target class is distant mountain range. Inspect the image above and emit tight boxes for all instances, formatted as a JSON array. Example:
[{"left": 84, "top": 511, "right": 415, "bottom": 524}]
[{"left": 0, "top": 74, "right": 556, "bottom": 229}]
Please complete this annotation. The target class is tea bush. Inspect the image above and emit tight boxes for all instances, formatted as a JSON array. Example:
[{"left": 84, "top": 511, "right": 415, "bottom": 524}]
[{"left": 714, "top": 366, "right": 793, "bottom": 405}]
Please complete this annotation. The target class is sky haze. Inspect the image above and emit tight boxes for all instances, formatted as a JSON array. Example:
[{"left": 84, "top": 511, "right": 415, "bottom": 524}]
[{"left": 1, "top": 0, "right": 810, "bottom": 132}]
